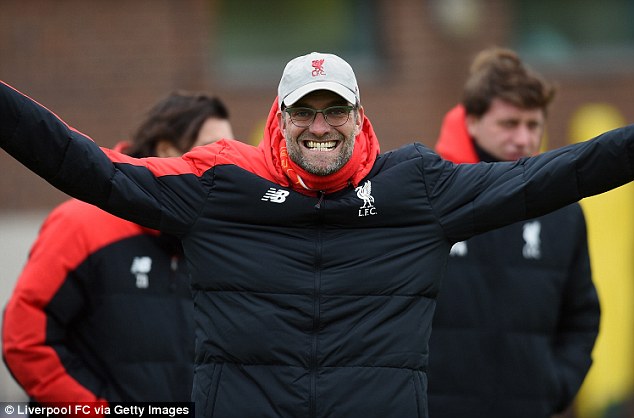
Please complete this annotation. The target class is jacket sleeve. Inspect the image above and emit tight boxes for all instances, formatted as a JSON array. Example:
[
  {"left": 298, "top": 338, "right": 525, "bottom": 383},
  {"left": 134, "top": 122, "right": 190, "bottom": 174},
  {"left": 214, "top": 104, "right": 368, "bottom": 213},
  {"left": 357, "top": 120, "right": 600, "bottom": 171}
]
[
  {"left": 0, "top": 81, "right": 206, "bottom": 236},
  {"left": 421, "top": 126, "right": 634, "bottom": 242},
  {"left": 552, "top": 205, "right": 600, "bottom": 412},
  {"left": 2, "top": 203, "right": 109, "bottom": 402}
]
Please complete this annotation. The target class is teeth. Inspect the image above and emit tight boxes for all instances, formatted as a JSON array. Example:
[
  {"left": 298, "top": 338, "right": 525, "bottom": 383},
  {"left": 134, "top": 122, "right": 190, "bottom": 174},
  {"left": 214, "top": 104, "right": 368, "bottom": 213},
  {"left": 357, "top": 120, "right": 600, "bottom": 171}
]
[{"left": 305, "top": 140, "right": 336, "bottom": 151}]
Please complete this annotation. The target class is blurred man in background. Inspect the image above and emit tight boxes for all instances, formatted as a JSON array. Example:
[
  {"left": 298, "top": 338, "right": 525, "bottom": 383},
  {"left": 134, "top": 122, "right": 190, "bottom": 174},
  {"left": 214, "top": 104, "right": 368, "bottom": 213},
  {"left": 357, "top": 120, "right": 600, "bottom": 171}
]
[{"left": 429, "top": 47, "right": 599, "bottom": 418}]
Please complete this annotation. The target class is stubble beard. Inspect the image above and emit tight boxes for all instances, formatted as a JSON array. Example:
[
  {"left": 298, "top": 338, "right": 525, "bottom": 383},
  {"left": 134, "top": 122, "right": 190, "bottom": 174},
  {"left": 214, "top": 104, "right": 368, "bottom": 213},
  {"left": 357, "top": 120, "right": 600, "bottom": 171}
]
[{"left": 285, "top": 128, "right": 355, "bottom": 176}]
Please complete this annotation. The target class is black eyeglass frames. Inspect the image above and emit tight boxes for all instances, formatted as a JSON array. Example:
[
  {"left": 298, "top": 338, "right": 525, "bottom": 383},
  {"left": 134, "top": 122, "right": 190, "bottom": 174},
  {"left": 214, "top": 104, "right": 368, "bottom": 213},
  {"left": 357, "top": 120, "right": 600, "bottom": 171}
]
[{"left": 284, "top": 105, "right": 356, "bottom": 128}]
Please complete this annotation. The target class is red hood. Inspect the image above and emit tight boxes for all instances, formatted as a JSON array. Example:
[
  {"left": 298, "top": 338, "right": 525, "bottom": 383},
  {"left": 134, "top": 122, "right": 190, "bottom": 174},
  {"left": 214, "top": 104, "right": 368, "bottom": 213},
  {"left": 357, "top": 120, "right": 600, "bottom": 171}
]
[
  {"left": 434, "top": 105, "right": 480, "bottom": 163},
  {"left": 259, "top": 97, "right": 380, "bottom": 195}
]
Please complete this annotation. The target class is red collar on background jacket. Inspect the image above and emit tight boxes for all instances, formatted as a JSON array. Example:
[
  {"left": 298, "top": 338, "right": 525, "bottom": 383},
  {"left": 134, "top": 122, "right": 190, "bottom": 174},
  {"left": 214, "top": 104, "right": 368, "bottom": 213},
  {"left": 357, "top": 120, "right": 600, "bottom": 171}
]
[
  {"left": 259, "top": 97, "right": 380, "bottom": 195},
  {"left": 435, "top": 104, "right": 480, "bottom": 163}
]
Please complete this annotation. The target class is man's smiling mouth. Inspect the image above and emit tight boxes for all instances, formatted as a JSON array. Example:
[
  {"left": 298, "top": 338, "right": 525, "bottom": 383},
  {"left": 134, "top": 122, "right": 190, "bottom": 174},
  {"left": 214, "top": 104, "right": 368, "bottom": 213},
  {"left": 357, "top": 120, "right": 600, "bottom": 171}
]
[{"left": 304, "top": 140, "right": 337, "bottom": 151}]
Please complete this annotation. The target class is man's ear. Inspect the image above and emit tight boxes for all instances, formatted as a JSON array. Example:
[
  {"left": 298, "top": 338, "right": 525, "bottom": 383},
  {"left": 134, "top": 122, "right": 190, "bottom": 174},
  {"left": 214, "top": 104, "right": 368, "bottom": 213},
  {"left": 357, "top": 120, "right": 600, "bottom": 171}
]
[
  {"left": 354, "top": 106, "right": 365, "bottom": 136},
  {"left": 277, "top": 111, "right": 286, "bottom": 138},
  {"left": 465, "top": 114, "right": 479, "bottom": 138}
]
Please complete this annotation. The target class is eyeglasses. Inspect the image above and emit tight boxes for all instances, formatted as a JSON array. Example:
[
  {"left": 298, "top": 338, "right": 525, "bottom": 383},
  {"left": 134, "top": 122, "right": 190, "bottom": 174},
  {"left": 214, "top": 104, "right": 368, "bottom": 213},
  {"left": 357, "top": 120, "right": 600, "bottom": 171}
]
[{"left": 285, "top": 105, "right": 356, "bottom": 128}]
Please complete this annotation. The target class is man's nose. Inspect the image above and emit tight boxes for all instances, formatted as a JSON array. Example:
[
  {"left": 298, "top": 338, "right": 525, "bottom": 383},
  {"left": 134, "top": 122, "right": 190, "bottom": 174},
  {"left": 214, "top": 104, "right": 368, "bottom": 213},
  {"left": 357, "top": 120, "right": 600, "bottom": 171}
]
[
  {"left": 309, "top": 112, "right": 331, "bottom": 136},
  {"left": 514, "top": 125, "right": 534, "bottom": 146}
]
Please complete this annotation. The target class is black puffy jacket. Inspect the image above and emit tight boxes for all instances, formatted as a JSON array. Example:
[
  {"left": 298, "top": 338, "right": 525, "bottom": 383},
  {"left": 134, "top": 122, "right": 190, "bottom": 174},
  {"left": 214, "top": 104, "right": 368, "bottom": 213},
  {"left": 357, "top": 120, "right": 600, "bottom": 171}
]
[{"left": 1, "top": 82, "right": 633, "bottom": 417}]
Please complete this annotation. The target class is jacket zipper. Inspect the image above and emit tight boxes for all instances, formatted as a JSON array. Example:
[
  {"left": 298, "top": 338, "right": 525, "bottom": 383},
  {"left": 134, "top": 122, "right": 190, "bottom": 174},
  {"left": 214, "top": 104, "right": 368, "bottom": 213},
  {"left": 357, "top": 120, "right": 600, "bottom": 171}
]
[
  {"left": 314, "top": 191, "right": 325, "bottom": 210},
  {"left": 310, "top": 191, "right": 325, "bottom": 417}
]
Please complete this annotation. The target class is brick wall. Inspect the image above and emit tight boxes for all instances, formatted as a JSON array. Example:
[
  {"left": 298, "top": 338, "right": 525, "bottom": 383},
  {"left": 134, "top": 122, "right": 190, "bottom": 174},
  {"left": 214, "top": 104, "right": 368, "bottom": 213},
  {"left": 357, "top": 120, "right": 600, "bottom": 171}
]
[{"left": 1, "top": 0, "right": 633, "bottom": 211}]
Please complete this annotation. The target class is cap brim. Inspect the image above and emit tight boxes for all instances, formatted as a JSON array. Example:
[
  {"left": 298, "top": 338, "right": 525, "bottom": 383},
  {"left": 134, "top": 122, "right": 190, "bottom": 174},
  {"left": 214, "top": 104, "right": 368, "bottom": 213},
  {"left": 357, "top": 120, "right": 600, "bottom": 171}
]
[{"left": 282, "top": 81, "right": 357, "bottom": 108}]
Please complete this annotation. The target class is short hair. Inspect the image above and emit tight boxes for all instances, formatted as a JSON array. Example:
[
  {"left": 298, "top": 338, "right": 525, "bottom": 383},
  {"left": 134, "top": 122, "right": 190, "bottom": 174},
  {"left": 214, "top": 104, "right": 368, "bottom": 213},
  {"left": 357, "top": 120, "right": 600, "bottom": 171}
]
[
  {"left": 462, "top": 47, "right": 557, "bottom": 117},
  {"left": 126, "top": 91, "right": 230, "bottom": 158}
]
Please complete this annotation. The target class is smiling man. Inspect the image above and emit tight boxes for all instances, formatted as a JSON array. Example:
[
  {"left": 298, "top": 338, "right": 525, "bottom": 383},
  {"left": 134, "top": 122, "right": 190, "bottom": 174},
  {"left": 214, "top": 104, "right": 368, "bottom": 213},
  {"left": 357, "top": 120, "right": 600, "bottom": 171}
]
[
  {"left": 1, "top": 51, "right": 634, "bottom": 418},
  {"left": 277, "top": 55, "right": 362, "bottom": 178},
  {"left": 280, "top": 90, "right": 360, "bottom": 176}
]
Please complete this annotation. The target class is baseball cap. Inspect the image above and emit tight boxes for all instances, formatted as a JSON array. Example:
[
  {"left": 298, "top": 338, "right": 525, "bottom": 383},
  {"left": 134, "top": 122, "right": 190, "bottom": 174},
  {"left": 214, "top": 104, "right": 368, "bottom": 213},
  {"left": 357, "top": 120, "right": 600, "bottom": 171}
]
[{"left": 278, "top": 52, "right": 360, "bottom": 109}]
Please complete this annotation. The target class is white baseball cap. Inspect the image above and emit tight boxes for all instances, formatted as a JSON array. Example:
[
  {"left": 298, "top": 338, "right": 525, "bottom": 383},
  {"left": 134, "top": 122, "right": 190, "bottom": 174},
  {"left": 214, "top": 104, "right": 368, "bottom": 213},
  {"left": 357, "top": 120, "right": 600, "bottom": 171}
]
[{"left": 278, "top": 52, "right": 360, "bottom": 109}]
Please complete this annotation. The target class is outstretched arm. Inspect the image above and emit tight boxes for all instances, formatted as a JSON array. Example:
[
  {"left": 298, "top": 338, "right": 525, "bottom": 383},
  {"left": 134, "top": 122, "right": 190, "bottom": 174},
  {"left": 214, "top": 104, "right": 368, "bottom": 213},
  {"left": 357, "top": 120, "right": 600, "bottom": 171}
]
[
  {"left": 0, "top": 81, "right": 117, "bottom": 206},
  {"left": 0, "top": 81, "right": 207, "bottom": 235},
  {"left": 424, "top": 125, "right": 634, "bottom": 242}
]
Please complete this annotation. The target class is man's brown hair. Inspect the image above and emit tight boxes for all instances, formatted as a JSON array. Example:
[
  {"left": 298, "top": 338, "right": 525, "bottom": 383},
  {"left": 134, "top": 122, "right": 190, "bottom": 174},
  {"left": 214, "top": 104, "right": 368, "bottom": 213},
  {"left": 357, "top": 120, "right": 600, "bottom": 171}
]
[{"left": 462, "top": 47, "right": 557, "bottom": 117}]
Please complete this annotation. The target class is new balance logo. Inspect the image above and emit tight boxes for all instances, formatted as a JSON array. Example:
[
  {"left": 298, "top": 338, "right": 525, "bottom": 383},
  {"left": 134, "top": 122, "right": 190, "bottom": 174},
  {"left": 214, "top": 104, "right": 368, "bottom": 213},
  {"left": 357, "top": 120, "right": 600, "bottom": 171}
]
[
  {"left": 131, "top": 256, "right": 152, "bottom": 288},
  {"left": 261, "top": 188, "right": 290, "bottom": 203}
]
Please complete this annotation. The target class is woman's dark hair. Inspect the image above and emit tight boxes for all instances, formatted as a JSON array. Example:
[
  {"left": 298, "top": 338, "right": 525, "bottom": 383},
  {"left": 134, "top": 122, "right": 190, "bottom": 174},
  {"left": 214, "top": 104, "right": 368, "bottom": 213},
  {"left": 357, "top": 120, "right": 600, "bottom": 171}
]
[
  {"left": 462, "top": 47, "right": 557, "bottom": 117},
  {"left": 125, "top": 91, "right": 229, "bottom": 158}
]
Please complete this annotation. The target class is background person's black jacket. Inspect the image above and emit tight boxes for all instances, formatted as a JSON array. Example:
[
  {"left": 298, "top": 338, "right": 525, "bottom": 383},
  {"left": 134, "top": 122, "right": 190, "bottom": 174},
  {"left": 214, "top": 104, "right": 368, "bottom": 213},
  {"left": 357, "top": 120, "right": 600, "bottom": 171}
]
[{"left": 428, "top": 105, "right": 599, "bottom": 417}]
